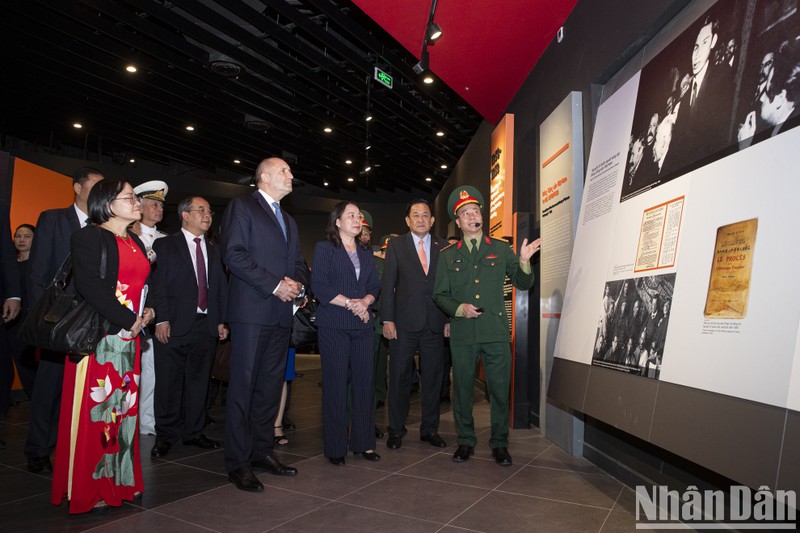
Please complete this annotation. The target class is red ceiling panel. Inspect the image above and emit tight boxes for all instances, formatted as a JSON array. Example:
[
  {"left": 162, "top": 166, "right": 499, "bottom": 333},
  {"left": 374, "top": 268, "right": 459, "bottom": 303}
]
[{"left": 354, "top": 0, "right": 578, "bottom": 124}]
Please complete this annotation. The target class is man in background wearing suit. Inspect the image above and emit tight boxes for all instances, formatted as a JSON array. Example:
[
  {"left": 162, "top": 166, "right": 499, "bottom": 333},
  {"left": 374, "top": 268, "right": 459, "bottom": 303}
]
[
  {"left": 382, "top": 199, "right": 448, "bottom": 450},
  {"left": 150, "top": 196, "right": 227, "bottom": 458},
  {"left": 433, "top": 186, "right": 540, "bottom": 467},
  {"left": 220, "top": 157, "right": 307, "bottom": 492},
  {"left": 24, "top": 167, "right": 103, "bottom": 473},
  {"left": 0, "top": 202, "right": 21, "bottom": 450}
]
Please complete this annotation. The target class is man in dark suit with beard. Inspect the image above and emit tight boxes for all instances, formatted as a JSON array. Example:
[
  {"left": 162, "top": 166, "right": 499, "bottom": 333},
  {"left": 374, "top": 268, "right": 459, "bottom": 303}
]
[
  {"left": 150, "top": 196, "right": 228, "bottom": 458},
  {"left": 381, "top": 199, "right": 449, "bottom": 450},
  {"left": 220, "top": 157, "right": 307, "bottom": 492},
  {"left": 24, "top": 167, "right": 103, "bottom": 473}
]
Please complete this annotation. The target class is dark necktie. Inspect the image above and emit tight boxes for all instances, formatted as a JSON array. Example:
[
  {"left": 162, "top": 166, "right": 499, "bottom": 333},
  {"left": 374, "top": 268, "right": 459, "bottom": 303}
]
[
  {"left": 273, "top": 202, "right": 287, "bottom": 240},
  {"left": 470, "top": 238, "right": 478, "bottom": 258},
  {"left": 691, "top": 79, "right": 698, "bottom": 107},
  {"left": 194, "top": 237, "right": 208, "bottom": 311}
]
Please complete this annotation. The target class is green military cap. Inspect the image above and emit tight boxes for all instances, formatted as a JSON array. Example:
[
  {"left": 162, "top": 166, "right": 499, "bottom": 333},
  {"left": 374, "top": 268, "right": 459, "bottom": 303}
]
[
  {"left": 447, "top": 185, "right": 484, "bottom": 220},
  {"left": 360, "top": 210, "right": 373, "bottom": 229},
  {"left": 379, "top": 234, "right": 393, "bottom": 250}
]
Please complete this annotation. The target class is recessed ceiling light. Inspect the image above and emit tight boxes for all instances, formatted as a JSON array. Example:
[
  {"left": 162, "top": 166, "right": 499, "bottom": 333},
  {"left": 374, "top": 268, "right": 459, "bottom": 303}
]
[
  {"left": 249, "top": 182, "right": 255, "bottom": 187},
  {"left": 129, "top": 158, "right": 135, "bottom": 163},
  {"left": 347, "top": 177, "right": 354, "bottom": 182},
  {"left": 365, "top": 114, "right": 373, "bottom": 122},
  {"left": 364, "top": 166, "right": 372, "bottom": 172},
  {"left": 436, "top": 131, "right": 444, "bottom": 137},
  {"left": 425, "top": 177, "right": 432, "bottom": 182},
  {"left": 186, "top": 125, "right": 195, "bottom": 131},
  {"left": 345, "top": 159, "right": 352, "bottom": 165},
  {"left": 126, "top": 65, "right": 137, "bottom": 73},
  {"left": 323, "top": 181, "right": 329, "bottom": 186},
  {"left": 324, "top": 127, "right": 333, "bottom": 133},
  {"left": 73, "top": 122, "right": 82, "bottom": 129},
  {"left": 423, "top": 75, "right": 434, "bottom": 84},
  {"left": 233, "top": 159, "right": 241, "bottom": 164},
  {"left": 365, "top": 145, "right": 371, "bottom": 150},
  {"left": 440, "top": 164, "right": 447, "bottom": 169}
]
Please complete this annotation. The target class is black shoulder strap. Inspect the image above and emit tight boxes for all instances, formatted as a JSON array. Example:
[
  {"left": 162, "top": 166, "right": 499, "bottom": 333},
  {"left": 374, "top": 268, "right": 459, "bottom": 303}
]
[{"left": 52, "top": 225, "right": 108, "bottom": 287}]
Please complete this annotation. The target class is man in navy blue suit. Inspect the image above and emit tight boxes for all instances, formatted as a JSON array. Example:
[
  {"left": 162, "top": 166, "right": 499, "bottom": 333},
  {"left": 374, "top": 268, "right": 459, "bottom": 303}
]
[
  {"left": 24, "top": 167, "right": 103, "bottom": 473},
  {"left": 220, "top": 157, "right": 307, "bottom": 492}
]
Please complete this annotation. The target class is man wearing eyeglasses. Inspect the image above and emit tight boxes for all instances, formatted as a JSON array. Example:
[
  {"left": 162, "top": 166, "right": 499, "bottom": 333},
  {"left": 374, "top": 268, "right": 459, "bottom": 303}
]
[
  {"left": 25, "top": 167, "right": 104, "bottom": 473},
  {"left": 131, "top": 180, "right": 169, "bottom": 437},
  {"left": 149, "top": 196, "right": 228, "bottom": 458}
]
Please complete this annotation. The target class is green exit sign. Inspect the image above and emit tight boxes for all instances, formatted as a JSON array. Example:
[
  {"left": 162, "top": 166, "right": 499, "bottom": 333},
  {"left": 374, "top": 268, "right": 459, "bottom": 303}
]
[{"left": 374, "top": 67, "right": 393, "bottom": 89}]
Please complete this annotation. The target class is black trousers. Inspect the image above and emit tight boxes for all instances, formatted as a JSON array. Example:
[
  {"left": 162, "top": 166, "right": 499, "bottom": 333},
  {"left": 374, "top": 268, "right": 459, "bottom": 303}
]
[
  {"left": 24, "top": 356, "right": 64, "bottom": 458},
  {"left": 154, "top": 315, "right": 216, "bottom": 443},
  {"left": 387, "top": 326, "right": 444, "bottom": 437},
  {"left": 223, "top": 322, "right": 289, "bottom": 472},
  {"left": 0, "top": 320, "right": 37, "bottom": 417}
]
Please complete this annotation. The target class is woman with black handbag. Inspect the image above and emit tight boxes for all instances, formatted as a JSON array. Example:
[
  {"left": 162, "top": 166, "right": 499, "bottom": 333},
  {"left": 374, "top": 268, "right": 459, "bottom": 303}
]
[{"left": 50, "top": 180, "right": 155, "bottom": 514}]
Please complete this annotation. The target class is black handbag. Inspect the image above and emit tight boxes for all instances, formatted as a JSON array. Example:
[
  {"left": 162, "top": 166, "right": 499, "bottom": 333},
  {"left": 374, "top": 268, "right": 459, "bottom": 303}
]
[
  {"left": 291, "top": 297, "right": 318, "bottom": 352},
  {"left": 18, "top": 230, "right": 109, "bottom": 357}
]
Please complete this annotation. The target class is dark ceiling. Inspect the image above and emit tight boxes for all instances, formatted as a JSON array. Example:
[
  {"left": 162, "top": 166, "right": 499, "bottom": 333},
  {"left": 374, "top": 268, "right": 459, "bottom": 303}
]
[{"left": 0, "top": 0, "right": 576, "bottom": 202}]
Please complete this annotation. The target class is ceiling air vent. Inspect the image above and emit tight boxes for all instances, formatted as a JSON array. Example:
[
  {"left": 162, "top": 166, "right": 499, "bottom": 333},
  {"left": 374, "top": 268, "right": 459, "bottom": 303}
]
[
  {"left": 208, "top": 53, "right": 243, "bottom": 77},
  {"left": 244, "top": 114, "right": 271, "bottom": 132}
]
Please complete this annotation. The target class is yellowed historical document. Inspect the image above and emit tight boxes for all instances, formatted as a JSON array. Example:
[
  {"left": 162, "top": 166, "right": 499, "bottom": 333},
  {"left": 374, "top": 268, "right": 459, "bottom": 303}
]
[{"left": 703, "top": 218, "right": 758, "bottom": 319}]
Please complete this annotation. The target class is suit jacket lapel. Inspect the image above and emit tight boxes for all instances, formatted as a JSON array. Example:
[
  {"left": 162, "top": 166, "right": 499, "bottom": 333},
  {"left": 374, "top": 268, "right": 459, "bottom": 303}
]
[
  {"left": 252, "top": 190, "right": 286, "bottom": 243},
  {"left": 429, "top": 237, "right": 442, "bottom": 277},
  {"left": 177, "top": 234, "right": 197, "bottom": 282}
]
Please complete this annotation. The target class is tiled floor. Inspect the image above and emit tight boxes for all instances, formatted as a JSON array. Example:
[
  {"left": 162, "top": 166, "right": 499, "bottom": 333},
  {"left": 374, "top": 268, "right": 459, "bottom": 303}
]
[{"left": 0, "top": 354, "right": 640, "bottom": 532}]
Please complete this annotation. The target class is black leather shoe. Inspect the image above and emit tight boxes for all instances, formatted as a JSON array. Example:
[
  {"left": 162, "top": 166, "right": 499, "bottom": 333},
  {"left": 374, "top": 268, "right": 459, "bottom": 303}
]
[
  {"left": 183, "top": 435, "right": 220, "bottom": 449},
  {"left": 27, "top": 455, "right": 53, "bottom": 473},
  {"left": 282, "top": 416, "right": 296, "bottom": 431},
  {"left": 376, "top": 400, "right": 385, "bottom": 408},
  {"left": 150, "top": 439, "right": 172, "bottom": 458},
  {"left": 328, "top": 456, "right": 345, "bottom": 466},
  {"left": 420, "top": 433, "right": 447, "bottom": 448},
  {"left": 386, "top": 435, "right": 402, "bottom": 449},
  {"left": 452, "top": 444, "right": 474, "bottom": 463},
  {"left": 354, "top": 451, "right": 381, "bottom": 461},
  {"left": 492, "top": 447, "right": 512, "bottom": 466},
  {"left": 228, "top": 467, "right": 264, "bottom": 492},
  {"left": 375, "top": 425, "right": 385, "bottom": 439},
  {"left": 251, "top": 453, "right": 297, "bottom": 476}
]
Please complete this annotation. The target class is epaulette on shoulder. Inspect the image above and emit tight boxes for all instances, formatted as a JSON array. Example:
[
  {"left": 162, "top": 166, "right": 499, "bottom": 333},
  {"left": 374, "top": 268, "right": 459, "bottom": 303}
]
[{"left": 440, "top": 242, "right": 457, "bottom": 253}]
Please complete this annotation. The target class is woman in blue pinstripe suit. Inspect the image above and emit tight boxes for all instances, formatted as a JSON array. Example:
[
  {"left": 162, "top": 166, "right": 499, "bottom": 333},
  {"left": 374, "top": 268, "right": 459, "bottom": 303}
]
[{"left": 311, "top": 202, "right": 381, "bottom": 465}]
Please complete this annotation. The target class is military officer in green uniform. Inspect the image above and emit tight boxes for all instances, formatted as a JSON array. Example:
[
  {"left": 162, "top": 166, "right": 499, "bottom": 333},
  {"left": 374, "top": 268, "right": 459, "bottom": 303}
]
[
  {"left": 433, "top": 186, "right": 541, "bottom": 466},
  {"left": 372, "top": 234, "right": 394, "bottom": 415}
]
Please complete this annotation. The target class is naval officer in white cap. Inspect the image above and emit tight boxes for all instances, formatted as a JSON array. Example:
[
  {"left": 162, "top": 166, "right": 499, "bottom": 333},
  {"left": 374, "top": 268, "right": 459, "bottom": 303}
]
[{"left": 132, "top": 179, "right": 169, "bottom": 435}]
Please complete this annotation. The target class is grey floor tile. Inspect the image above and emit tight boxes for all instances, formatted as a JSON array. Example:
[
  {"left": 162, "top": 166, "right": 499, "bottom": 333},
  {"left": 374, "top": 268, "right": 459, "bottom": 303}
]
[
  {"left": 89, "top": 510, "right": 219, "bottom": 532},
  {"left": 498, "top": 465, "right": 622, "bottom": 509},
  {"left": 137, "top": 461, "right": 229, "bottom": 509},
  {"left": 400, "top": 452, "right": 523, "bottom": 489},
  {"left": 258, "top": 455, "right": 391, "bottom": 499},
  {"left": 155, "top": 483, "right": 329, "bottom": 533},
  {"left": 0, "top": 492, "right": 143, "bottom": 532},
  {"left": 530, "top": 445, "right": 610, "bottom": 476},
  {"left": 0, "top": 464, "right": 51, "bottom": 504},
  {"left": 272, "top": 501, "right": 440, "bottom": 532},
  {"left": 451, "top": 490, "right": 611, "bottom": 533},
  {"left": 340, "top": 473, "right": 490, "bottom": 524}
]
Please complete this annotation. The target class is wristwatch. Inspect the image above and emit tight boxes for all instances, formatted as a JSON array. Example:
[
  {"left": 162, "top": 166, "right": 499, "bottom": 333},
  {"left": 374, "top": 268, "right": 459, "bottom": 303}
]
[{"left": 344, "top": 299, "right": 351, "bottom": 310}]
